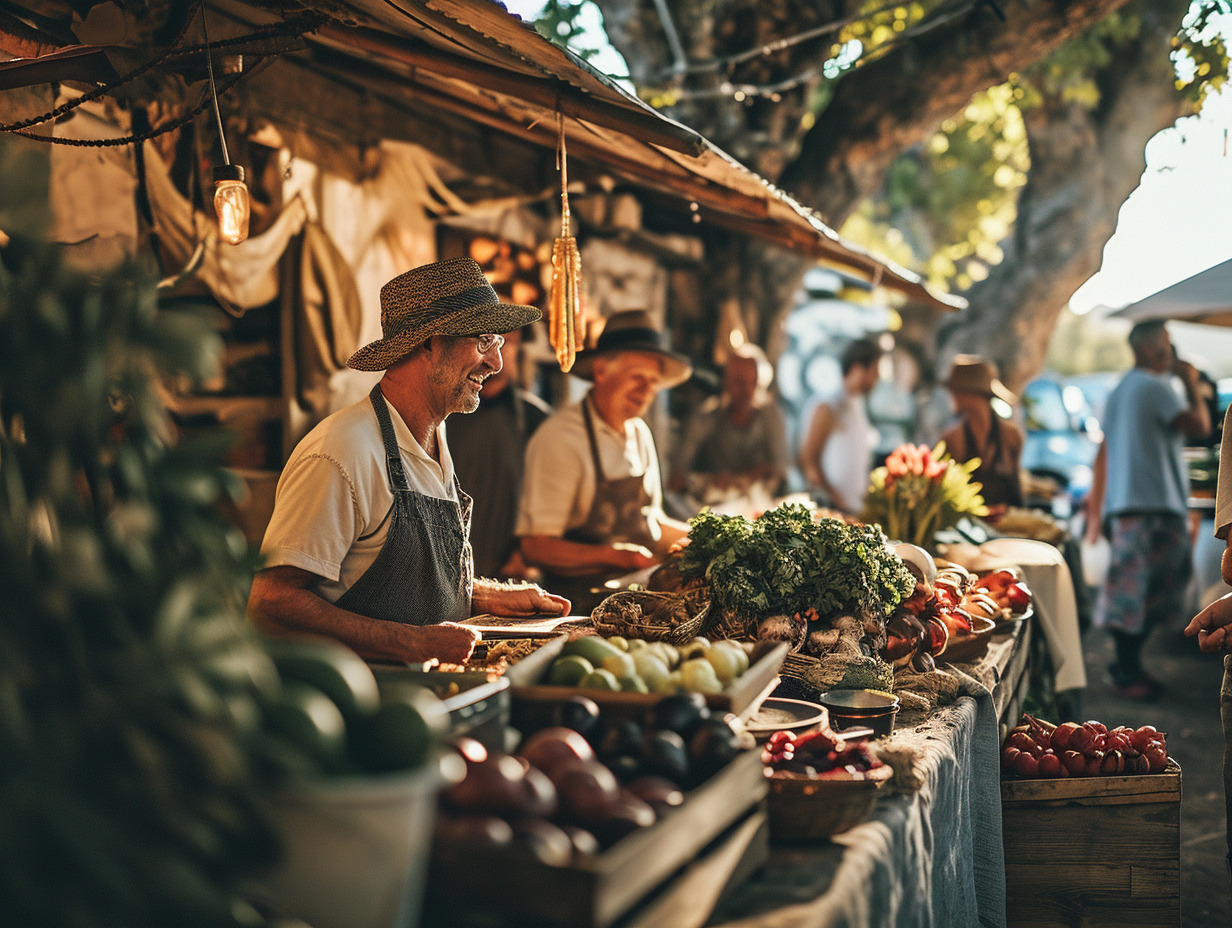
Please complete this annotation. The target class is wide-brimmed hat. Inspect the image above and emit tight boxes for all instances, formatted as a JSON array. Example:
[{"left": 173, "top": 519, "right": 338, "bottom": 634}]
[
  {"left": 943, "top": 355, "right": 1016, "bottom": 404},
  {"left": 570, "top": 310, "right": 693, "bottom": 388},
  {"left": 347, "top": 256, "right": 541, "bottom": 371}
]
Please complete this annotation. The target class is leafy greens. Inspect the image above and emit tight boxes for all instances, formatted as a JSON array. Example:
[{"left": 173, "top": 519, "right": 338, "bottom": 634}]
[{"left": 676, "top": 503, "right": 914, "bottom": 620}]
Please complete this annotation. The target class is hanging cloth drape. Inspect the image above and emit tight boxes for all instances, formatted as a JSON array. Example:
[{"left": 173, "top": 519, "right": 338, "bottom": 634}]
[{"left": 142, "top": 140, "right": 308, "bottom": 311}]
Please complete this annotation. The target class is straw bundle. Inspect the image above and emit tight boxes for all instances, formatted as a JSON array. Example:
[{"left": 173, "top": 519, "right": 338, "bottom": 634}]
[{"left": 549, "top": 120, "right": 584, "bottom": 372}]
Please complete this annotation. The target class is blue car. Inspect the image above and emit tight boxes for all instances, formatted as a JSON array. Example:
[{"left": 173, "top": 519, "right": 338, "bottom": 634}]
[{"left": 1020, "top": 377, "right": 1103, "bottom": 508}]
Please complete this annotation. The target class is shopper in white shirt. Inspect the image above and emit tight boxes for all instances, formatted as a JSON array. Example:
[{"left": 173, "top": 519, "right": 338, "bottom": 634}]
[{"left": 798, "top": 337, "right": 883, "bottom": 514}]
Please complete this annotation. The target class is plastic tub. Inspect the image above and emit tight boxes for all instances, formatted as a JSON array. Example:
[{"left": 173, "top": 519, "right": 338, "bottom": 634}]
[{"left": 255, "top": 762, "right": 442, "bottom": 928}]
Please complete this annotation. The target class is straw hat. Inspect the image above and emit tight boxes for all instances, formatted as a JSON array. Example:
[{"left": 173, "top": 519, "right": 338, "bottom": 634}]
[
  {"left": 346, "top": 257, "right": 541, "bottom": 371},
  {"left": 943, "top": 355, "right": 1016, "bottom": 404},
  {"left": 570, "top": 310, "right": 693, "bottom": 388}
]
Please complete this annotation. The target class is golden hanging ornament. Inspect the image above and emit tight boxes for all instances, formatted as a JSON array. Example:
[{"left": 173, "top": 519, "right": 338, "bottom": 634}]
[{"left": 549, "top": 117, "right": 584, "bottom": 372}]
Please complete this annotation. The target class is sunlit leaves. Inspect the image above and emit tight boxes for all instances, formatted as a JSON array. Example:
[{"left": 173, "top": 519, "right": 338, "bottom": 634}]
[
  {"left": 1173, "top": 1, "right": 1230, "bottom": 103},
  {"left": 532, "top": 0, "right": 602, "bottom": 62},
  {"left": 842, "top": 83, "right": 1028, "bottom": 290}
]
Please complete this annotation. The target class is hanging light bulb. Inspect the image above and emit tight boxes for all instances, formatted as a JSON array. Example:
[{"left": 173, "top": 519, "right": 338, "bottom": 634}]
[
  {"left": 212, "top": 164, "right": 250, "bottom": 245},
  {"left": 203, "top": 8, "right": 249, "bottom": 245}
]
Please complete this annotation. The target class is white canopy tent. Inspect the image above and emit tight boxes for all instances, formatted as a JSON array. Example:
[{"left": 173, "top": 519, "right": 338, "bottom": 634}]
[{"left": 1111, "top": 257, "right": 1232, "bottom": 327}]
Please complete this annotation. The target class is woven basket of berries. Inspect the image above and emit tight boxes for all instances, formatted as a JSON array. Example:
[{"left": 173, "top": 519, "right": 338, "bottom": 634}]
[{"left": 762, "top": 728, "right": 892, "bottom": 841}]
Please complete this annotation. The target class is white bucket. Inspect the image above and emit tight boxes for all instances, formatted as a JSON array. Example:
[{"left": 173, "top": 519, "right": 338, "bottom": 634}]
[{"left": 255, "top": 764, "right": 439, "bottom": 928}]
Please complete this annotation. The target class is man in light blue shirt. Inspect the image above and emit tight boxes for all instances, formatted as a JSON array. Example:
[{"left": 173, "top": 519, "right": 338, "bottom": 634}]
[{"left": 1085, "top": 320, "right": 1210, "bottom": 699}]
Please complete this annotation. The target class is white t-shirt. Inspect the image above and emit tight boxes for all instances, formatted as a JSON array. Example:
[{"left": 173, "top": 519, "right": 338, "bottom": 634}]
[
  {"left": 815, "top": 388, "right": 876, "bottom": 511},
  {"left": 516, "top": 397, "right": 665, "bottom": 540},
  {"left": 260, "top": 392, "right": 456, "bottom": 602}
]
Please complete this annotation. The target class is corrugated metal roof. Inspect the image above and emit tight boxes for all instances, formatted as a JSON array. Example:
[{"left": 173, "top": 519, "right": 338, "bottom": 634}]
[
  {"left": 304, "top": 0, "right": 963, "bottom": 309},
  {"left": 0, "top": 0, "right": 963, "bottom": 310}
]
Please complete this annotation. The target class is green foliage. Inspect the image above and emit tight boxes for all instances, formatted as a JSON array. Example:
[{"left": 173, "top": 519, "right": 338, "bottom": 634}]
[
  {"left": 844, "top": 83, "right": 1028, "bottom": 290},
  {"left": 0, "top": 230, "right": 282, "bottom": 925},
  {"left": 677, "top": 503, "right": 915, "bottom": 621},
  {"left": 532, "top": 0, "right": 601, "bottom": 63},
  {"left": 840, "top": 2, "right": 1230, "bottom": 292},
  {"left": 1173, "top": 0, "right": 1231, "bottom": 104}
]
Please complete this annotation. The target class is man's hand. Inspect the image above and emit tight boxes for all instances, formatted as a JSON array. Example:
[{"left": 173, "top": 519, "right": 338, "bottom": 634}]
[
  {"left": 472, "top": 580, "right": 571, "bottom": 618},
  {"left": 1171, "top": 357, "right": 1201, "bottom": 386},
  {"left": 1184, "top": 591, "right": 1232, "bottom": 654},
  {"left": 610, "top": 542, "right": 657, "bottom": 571},
  {"left": 410, "top": 622, "right": 481, "bottom": 664}
]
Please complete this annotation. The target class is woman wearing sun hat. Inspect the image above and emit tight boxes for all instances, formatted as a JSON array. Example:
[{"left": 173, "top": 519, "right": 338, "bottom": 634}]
[
  {"left": 940, "top": 354, "right": 1025, "bottom": 508},
  {"left": 247, "top": 257, "right": 570, "bottom": 664}
]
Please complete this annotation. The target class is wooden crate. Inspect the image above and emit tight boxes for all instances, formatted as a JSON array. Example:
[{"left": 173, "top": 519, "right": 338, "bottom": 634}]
[
  {"left": 1001, "top": 760, "right": 1181, "bottom": 928},
  {"left": 510, "top": 640, "right": 789, "bottom": 733},
  {"left": 424, "top": 748, "right": 768, "bottom": 928}
]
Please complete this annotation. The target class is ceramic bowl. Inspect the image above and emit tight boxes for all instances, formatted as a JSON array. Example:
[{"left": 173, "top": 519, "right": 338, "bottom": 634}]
[{"left": 746, "top": 697, "right": 828, "bottom": 743}]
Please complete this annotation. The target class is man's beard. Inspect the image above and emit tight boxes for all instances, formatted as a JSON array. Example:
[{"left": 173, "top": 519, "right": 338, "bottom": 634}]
[{"left": 430, "top": 357, "right": 483, "bottom": 414}]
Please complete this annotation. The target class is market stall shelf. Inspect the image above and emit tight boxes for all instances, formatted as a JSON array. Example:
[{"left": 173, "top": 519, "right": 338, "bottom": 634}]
[{"left": 1001, "top": 760, "right": 1181, "bottom": 927}]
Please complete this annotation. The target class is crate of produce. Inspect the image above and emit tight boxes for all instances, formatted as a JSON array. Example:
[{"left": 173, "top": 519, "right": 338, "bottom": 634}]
[
  {"left": 1000, "top": 759, "right": 1181, "bottom": 928},
  {"left": 372, "top": 668, "right": 511, "bottom": 750},
  {"left": 368, "top": 635, "right": 570, "bottom": 749},
  {"left": 424, "top": 747, "right": 768, "bottom": 928},
  {"left": 510, "top": 636, "right": 788, "bottom": 733}
]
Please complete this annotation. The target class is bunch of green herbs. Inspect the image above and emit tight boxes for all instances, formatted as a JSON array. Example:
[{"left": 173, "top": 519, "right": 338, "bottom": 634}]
[{"left": 677, "top": 503, "right": 914, "bottom": 620}]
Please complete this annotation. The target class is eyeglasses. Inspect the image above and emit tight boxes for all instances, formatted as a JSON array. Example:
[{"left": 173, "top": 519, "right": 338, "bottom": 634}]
[{"left": 474, "top": 333, "right": 505, "bottom": 354}]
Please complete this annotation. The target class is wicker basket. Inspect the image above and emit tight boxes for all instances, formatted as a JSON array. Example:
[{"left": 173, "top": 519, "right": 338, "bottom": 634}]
[
  {"left": 589, "top": 589, "right": 710, "bottom": 646},
  {"left": 767, "top": 764, "right": 894, "bottom": 842},
  {"left": 706, "top": 604, "right": 755, "bottom": 642}
]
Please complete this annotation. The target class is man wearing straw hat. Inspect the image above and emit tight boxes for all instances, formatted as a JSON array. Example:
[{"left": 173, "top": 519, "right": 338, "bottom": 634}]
[
  {"left": 248, "top": 257, "right": 570, "bottom": 664},
  {"left": 939, "top": 355, "right": 1025, "bottom": 509},
  {"left": 516, "top": 309, "right": 693, "bottom": 611}
]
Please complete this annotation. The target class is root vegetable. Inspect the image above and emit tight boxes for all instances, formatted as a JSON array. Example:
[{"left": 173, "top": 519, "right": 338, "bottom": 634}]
[
  {"left": 1012, "top": 752, "right": 1040, "bottom": 778},
  {"left": 1050, "top": 722, "right": 1081, "bottom": 752}
]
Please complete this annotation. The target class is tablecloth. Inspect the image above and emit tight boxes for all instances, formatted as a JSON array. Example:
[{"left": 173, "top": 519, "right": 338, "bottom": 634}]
[
  {"left": 973, "top": 537, "right": 1086, "bottom": 694},
  {"left": 709, "top": 659, "right": 1009, "bottom": 928}
]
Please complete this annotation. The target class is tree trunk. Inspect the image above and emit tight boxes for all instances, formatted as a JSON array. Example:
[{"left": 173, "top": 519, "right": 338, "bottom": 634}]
[
  {"left": 939, "top": 0, "right": 1193, "bottom": 393},
  {"left": 596, "top": 0, "right": 1134, "bottom": 222},
  {"left": 594, "top": 0, "right": 1198, "bottom": 398}
]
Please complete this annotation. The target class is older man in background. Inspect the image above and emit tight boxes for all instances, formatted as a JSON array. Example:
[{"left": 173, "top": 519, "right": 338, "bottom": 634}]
[
  {"left": 669, "top": 342, "right": 789, "bottom": 501},
  {"left": 517, "top": 310, "right": 692, "bottom": 611}
]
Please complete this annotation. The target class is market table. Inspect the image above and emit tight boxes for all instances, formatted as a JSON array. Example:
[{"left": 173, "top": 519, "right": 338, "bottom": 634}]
[{"left": 705, "top": 619, "right": 1031, "bottom": 928}]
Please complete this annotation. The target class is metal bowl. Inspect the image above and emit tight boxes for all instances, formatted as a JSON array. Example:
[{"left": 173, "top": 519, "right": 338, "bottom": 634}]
[{"left": 816, "top": 689, "right": 900, "bottom": 737}]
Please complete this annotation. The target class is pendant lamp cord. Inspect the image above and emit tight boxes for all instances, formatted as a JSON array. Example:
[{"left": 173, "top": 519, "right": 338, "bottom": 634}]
[{"left": 202, "top": 6, "right": 230, "bottom": 166}]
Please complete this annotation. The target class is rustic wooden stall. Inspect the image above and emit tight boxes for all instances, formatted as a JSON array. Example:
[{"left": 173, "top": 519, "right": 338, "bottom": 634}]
[{"left": 0, "top": 0, "right": 963, "bottom": 548}]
